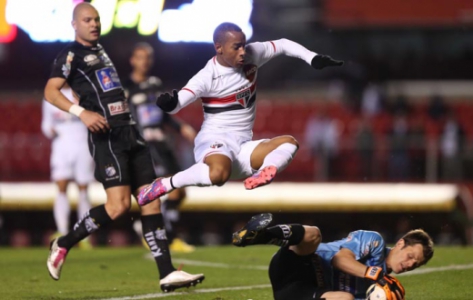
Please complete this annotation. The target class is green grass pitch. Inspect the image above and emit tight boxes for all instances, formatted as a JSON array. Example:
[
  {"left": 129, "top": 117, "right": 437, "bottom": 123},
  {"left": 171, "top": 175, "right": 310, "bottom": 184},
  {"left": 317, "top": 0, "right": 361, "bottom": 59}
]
[{"left": 0, "top": 246, "right": 472, "bottom": 299}]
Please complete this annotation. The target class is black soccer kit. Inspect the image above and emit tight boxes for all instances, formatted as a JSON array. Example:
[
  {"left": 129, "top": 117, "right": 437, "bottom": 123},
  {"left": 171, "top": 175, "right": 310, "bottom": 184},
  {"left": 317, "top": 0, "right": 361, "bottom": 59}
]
[
  {"left": 122, "top": 76, "right": 183, "bottom": 177},
  {"left": 49, "top": 42, "right": 155, "bottom": 191},
  {"left": 269, "top": 247, "right": 330, "bottom": 300}
]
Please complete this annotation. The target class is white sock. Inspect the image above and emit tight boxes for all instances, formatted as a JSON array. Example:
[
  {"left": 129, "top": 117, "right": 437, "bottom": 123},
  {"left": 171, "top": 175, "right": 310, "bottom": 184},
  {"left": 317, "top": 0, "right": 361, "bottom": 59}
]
[
  {"left": 77, "top": 189, "right": 91, "bottom": 221},
  {"left": 162, "top": 163, "right": 212, "bottom": 190},
  {"left": 259, "top": 143, "right": 298, "bottom": 173},
  {"left": 54, "top": 192, "right": 70, "bottom": 235}
]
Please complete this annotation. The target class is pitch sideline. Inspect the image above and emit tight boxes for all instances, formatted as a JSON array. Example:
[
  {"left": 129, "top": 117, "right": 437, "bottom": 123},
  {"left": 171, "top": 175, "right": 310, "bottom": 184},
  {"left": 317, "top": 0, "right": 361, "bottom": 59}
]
[{"left": 101, "top": 263, "right": 473, "bottom": 300}]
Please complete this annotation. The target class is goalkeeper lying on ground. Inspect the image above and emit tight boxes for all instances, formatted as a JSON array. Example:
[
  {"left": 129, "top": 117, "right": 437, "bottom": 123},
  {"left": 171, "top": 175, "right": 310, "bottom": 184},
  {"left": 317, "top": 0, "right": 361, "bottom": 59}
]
[{"left": 232, "top": 213, "right": 434, "bottom": 300}]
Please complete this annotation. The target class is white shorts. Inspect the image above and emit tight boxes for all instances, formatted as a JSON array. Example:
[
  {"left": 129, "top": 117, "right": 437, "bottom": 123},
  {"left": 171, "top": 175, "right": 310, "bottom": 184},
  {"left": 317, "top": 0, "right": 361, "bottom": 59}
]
[
  {"left": 50, "top": 139, "right": 95, "bottom": 184},
  {"left": 194, "top": 131, "right": 269, "bottom": 179}
]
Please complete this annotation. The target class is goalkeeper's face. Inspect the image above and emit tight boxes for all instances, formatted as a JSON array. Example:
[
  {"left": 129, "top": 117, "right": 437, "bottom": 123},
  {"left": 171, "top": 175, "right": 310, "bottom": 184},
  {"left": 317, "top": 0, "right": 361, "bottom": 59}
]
[
  {"left": 215, "top": 31, "right": 246, "bottom": 69},
  {"left": 387, "top": 238, "right": 425, "bottom": 274}
]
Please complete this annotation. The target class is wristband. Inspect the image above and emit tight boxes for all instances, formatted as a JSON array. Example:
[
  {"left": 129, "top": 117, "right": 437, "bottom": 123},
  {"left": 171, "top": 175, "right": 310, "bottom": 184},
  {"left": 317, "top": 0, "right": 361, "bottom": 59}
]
[
  {"left": 69, "top": 104, "right": 85, "bottom": 117},
  {"left": 365, "top": 266, "right": 383, "bottom": 281}
]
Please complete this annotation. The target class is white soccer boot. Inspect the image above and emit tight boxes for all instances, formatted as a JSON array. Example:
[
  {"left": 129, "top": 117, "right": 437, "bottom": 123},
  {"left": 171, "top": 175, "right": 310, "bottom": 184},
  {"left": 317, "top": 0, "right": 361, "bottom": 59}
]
[
  {"left": 160, "top": 269, "right": 205, "bottom": 292},
  {"left": 47, "top": 238, "right": 68, "bottom": 280}
]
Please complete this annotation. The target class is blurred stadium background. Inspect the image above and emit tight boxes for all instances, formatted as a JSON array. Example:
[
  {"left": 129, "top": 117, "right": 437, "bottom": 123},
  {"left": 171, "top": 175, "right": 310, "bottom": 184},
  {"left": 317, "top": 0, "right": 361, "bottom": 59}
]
[{"left": 0, "top": 0, "right": 473, "bottom": 252}]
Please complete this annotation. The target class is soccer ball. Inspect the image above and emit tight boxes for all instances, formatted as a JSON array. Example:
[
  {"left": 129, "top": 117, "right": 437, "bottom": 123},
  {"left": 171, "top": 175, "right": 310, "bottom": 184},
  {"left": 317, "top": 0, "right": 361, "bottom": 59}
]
[{"left": 366, "top": 283, "right": 388, "bottom": 300}]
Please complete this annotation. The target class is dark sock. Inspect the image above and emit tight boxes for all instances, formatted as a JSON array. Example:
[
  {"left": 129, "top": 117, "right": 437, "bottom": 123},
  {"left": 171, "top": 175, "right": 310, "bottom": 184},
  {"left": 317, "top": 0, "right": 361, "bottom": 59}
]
[
  {"left": 141, "top": 214, "right": 176, "bottom": 278},
  {"left": 58, "top": 205, "right": 112, "bottom": 250},
  {"left": 162, "top": 198, "right": 183, "bottom": 243},
  {"left": 264, "top": 224, "right": 305, "bottom": 246}
]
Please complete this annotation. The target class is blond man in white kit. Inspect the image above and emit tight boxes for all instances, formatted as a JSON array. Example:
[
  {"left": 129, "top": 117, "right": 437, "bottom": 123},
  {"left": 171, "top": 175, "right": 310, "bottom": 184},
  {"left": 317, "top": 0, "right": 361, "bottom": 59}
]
[
  {"left": 137, "top": 22, "right": 344, "bottom": 206},
  {"left": 41, "top": 85, "right": 95, "bottom": 249}
]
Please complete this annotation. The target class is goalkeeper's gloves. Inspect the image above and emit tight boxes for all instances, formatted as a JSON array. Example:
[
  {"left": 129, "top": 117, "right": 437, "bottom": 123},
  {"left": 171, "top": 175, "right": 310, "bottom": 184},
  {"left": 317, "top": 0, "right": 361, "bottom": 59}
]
[
  {"left": 378, "top": 274, "right": 405, "bottom": 300},
  {"left": 365, "top": 267, "right": 405, "bottom": 300},
  {"left": 311, "top": 54, "right": 344, "bottom": 69},
  {"left": 156, "top": 89, "right": 179, "bottom": 112}
]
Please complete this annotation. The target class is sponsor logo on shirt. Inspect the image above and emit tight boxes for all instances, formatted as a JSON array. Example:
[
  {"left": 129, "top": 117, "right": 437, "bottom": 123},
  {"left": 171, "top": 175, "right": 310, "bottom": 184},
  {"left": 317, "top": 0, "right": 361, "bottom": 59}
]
[
  {"left": 62, "top": 51, "right": 74, "bottom": 78},
  {"left": 96, "top": 67, "right": 122, "bottom": 92},
  {"left": 107, "top": 101, "right": 130, "bottom": 116},
  {"left": 243, "top": 64, "right": 257, "bottom": 82},
  {"left": 84, "top": 54, "right": 100, "bottom": 66}
]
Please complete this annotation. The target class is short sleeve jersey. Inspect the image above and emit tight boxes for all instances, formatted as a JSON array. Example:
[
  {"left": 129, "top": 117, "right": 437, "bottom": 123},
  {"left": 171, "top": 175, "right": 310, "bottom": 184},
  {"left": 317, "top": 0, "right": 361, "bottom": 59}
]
[
  {"left": 49, "top": 41, "right": 133, "bottom": 127},
  {"left": 181, "top": 41, "right": 280, "bottom": 134},
  {"left": 316, "top": 230, "right": 390, "bottom": 299}
]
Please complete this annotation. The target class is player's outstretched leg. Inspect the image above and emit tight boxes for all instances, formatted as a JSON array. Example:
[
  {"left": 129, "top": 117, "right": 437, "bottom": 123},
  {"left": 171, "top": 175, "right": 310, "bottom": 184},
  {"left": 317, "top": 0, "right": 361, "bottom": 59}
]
[
  {"left": 138, "top": 178, "right": 171, "bottom": 206},
  {"left": 160, "top": 269, "right": 205, "bottom": 293},
  {"left": 232, "top": 213, "right": 273, "bottom": 246},
  {"left": 47, "top": 238, "right": 69, "bottom": 280},
  {"left": 244, "top": 166, "right": 277, "bottom": 190}
]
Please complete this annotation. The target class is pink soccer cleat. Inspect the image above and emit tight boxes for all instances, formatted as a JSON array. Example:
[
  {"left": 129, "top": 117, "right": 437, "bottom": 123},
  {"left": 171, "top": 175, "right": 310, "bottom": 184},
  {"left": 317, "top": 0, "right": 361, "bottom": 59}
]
[
  {"left": 244, "top": 166, "right": 277, "bottom": 190},
  {"left": 138, "top": 178, "right": 169, "bottom": 206},
  {"left": 47, "top": 238, "right": 68, "bottom": 280}
]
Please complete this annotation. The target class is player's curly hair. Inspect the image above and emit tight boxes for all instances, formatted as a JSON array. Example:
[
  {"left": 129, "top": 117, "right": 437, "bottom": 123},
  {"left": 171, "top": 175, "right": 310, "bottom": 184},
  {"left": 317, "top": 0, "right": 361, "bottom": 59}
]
[
  {"left": 213, "top": 22, "right": 243, "bottom": 44},
  {"left": 401, "top": 229, "right": 434, "bottom": 265}
]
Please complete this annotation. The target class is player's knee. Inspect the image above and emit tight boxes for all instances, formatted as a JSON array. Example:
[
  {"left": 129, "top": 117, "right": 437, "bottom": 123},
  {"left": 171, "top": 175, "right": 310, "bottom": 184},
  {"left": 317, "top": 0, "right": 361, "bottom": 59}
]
[
  {"left": 304, "top": 226, "right": 322, "bottom": 246},
  {"left": 209, "top": 167, "right": 230, "bottom": 186},
  {"left": 106, "top": 199, "right": 131, "bottom": 218},
  {"left": 278, "top": 135, "right": 299, "bottom": 148}
]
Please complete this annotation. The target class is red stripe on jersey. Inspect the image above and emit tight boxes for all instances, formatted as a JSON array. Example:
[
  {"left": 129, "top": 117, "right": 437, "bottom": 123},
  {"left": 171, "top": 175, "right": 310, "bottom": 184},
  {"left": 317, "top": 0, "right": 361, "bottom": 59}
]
[
  {"left": 270, "top": 41, "right": 276, "bottom": 52},
  {"left": 181, "top": 88, "right": 195, "bottom": 96},
  {"left": 201, "top": 83, "right": 256, "bottom": 105}
]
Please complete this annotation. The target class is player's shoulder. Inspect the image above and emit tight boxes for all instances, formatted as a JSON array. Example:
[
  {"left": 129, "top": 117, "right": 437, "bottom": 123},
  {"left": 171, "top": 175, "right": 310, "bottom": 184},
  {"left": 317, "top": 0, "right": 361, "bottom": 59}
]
[
  {"left": 192, "top": 58, "right": 216, "bottom": 79},
  {"left": 348, "top": 230, "right": 384, "bottom": 241},
  {"left": 54, "top": 42, "right": 77, "bottom": 59},
  {"left": 148, "top": 76, "right": 163, "bottom": 87}
]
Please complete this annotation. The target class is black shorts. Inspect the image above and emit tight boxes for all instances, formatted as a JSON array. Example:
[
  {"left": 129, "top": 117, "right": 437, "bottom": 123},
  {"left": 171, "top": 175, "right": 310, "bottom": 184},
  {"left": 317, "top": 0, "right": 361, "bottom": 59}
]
[
  {"left": 147, "top": 141, "right": 182, "bottom": 177},
  {"left": 269, "top": 247, "right": 329, "bottom": 300},
  {"left": 88, "top": 125, "right": 155, "bottom": 192}
]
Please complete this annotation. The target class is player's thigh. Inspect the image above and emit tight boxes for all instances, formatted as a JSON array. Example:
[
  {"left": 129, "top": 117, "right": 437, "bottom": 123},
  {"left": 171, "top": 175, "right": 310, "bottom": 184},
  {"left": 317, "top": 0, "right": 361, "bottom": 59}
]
[
  {"left": 129, "top": 140, "right": 156, "bottom": 194},
  {"left": 231, "top": 138, "right": 269, "bottom": 179},
  {"left": 90, "top": 129, "right": 131, "bottom": 190},
  {"left": 249, "top": 135, "right": 298, "bottom": 170}
]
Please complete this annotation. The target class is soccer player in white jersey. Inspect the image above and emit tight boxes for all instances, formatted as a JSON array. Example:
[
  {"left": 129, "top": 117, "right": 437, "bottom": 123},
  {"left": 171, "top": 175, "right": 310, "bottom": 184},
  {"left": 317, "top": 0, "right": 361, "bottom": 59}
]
[
  {"left": 41, "top": 85, "right": 94, "bottom": 249},
  {"left": 137, "top": 22, "right": 344, "bottom": 206}
]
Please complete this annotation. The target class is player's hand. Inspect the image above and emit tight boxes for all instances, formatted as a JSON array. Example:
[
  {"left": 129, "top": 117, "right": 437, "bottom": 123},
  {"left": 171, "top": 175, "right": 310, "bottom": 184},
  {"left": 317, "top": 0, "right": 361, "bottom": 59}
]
[
  {"left": 156, "top": 89, "right": 179, "bottom": 112},
  {"left": 377, "top": 275, "right": 405, "bottom": 300},
  {"left": 79, "top": 110, "right": 109, "bottom": 133},
  {"left": 311, "top": 54, "right": 344, "bottom": 69}
]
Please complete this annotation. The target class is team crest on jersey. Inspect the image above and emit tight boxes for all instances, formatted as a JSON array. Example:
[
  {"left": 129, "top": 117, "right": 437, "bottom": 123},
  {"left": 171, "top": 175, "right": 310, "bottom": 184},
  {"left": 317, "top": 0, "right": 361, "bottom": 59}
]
[
  {"left": 96, "top": 67, "right": 122, "bottom": 92},
  {"left": 84, "top": 54, "right": 100, "bottom": 66},
  {"left": 236, "top": 88, "right": 251, "bottom": 107},
  {"left": 243, "top": 64, "right": 257, "bottom": 82},
  {"left": 61, "top": 51, "right": 74, "bottom": 78}
]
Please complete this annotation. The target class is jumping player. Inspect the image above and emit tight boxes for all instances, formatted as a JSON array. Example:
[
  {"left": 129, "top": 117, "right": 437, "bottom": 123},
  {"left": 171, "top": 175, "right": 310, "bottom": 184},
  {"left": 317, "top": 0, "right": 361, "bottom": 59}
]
[
  {"left": 43, "top": 2, "right": 203, "bottom": 292},
  {"left": 137, "top": 22, "right": 344, "bottom": 206},
  {"left": 123, "top": 42, "right": 196, "bottom": 252},
  {"left": 233, "top": 213, "right": 434, "bottom": 300}
]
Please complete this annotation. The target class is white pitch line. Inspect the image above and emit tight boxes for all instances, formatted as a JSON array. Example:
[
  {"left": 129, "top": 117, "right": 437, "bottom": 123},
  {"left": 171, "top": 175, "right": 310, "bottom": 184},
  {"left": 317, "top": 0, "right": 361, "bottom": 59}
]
[
  {"left": 100, "top": 284, "right": 271, "bottom": 300},
  {"left": 102, "top": 263, "right": 473, "bottom": 300},
  {"left": 144, "top": 254, "right": 268, "bottom": 271},
  {"left": 397, "top": 263, "right": 473, "bottom": 276}
]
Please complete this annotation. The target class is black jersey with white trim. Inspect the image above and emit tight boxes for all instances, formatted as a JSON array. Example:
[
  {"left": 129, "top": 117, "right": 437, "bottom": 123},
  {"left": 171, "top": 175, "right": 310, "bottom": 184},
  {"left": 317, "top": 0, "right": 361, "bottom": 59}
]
[{"left": 49, "top": 42, "right": 133, "bottom": 127}]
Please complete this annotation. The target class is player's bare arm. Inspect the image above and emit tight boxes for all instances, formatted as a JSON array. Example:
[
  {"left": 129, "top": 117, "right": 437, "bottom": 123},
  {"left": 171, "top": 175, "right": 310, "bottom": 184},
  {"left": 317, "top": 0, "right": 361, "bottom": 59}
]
[
  {"left": 332, "top": 248, "right": 368, "bottom": 278},
  {"left": 44, "top": 77, "right": 108, "bottom": 133}
]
